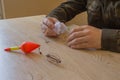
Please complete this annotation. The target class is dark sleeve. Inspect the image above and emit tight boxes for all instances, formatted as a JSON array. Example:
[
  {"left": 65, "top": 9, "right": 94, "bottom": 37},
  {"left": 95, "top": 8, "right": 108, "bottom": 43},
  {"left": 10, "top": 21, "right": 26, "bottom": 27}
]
[
  {"left": 47, "top": 0, "right": 87, "bottom": 22},
  {"left": 101, "top": 29, "right": 120, "bottom": 53}
]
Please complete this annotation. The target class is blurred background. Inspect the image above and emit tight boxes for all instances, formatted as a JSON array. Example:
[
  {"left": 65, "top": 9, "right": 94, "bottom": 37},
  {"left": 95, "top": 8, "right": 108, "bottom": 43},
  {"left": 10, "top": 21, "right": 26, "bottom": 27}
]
[{"left": 0, "top": 0, "right": 87, "bottom": 25}]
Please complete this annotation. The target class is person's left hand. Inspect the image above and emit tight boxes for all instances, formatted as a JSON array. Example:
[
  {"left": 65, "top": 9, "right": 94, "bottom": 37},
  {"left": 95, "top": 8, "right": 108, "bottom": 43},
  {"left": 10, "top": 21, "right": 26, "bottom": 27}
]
[{"left": 67, "top": 25, "right": 102, "bottom": 49}]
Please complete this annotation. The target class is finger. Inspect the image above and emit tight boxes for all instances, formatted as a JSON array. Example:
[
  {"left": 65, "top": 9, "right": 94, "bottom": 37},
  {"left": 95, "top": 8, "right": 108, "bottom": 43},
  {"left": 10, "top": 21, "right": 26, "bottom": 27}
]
[
  {"left": 67, "top": 30, "right": 89, "bottom": 42},
  {"left": 67, "top": 36, "right": 89, "bottom": 46},
  {"left": 69, "top": 25, "right": 88, "bottom": 35},
  {"left": 43, "top": 18, "right": 54, "bottom": 29},
  {"left": 69, "top": 27, "right": 84, "bottom": 35},
  {"left": 44, "top": 28, "right": 57, "bottom": 37},
  {"left": 41, "top": 24, "right": 48, "bottom": 33},
  {"left": 47, "top": 17, "right": 56, "bottom": 24}
]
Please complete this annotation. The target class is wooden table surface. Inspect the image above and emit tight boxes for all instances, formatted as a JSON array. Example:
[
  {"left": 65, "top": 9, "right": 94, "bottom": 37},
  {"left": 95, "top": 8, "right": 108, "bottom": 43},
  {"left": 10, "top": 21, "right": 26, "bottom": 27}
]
[{"left": 0, "top": 15, "right": 120, "bottom": 80}]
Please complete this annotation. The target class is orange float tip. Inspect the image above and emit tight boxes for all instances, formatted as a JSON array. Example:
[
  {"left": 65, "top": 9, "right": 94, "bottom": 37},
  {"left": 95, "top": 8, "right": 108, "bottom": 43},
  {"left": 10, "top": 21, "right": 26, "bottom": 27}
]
[{"left": 4, "top": 48, "right": 11, "bottom": 51}]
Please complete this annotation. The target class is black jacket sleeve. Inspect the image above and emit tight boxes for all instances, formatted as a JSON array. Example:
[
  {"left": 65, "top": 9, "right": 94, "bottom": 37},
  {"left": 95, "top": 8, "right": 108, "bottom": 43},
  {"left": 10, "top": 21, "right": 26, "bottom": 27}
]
[
  {"left": 47, "top": 0, "right": 87, "bottom": 22},
  {"left": 102, "top": 29, "right": 120, "bottom": 53}
]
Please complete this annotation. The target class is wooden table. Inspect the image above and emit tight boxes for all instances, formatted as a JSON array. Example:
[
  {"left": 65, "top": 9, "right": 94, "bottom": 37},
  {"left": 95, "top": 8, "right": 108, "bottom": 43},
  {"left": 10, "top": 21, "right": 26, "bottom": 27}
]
[{"left": 0, "top": 15, "right": 120, "bottom": 80}]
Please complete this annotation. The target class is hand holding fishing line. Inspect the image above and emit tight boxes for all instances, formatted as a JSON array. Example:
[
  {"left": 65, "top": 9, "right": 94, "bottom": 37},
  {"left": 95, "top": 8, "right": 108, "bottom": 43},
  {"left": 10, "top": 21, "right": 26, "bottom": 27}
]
[{"left": 42, "top": 17, "right": 68, "bottom": 37}]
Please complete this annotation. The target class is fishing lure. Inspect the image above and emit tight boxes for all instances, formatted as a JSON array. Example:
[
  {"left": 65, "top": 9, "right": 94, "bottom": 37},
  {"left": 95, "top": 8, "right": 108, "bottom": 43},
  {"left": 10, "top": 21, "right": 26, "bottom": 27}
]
[{"left": 4, "top": 41, "right": 40, "bottom": 54}]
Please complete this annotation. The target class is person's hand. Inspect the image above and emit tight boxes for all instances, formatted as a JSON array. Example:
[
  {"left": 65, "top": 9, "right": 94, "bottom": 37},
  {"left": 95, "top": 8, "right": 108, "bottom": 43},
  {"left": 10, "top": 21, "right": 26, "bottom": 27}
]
[
  {"left": 41, "top": 17, "right": 58, "bottom": 37},
  {"left": 67, "top": 25, "right": 102, "bottom": 49}
]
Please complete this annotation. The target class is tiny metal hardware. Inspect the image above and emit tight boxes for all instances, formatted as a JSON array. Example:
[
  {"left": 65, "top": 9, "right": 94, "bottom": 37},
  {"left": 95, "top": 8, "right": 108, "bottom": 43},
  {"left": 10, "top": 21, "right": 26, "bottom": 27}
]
[{"left": 46, "top": 54, "right": 61, "bottom": 64}]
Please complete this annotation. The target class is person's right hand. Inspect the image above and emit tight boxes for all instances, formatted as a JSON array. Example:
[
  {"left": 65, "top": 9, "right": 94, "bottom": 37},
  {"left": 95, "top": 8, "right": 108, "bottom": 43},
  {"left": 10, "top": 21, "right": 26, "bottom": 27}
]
[{"left": 41, "top": 17, "right": 59, "bottom": 37}]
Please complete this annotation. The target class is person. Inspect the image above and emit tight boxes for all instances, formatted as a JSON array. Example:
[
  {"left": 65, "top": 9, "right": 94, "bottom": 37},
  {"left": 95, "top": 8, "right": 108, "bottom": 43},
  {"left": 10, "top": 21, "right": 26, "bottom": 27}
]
[{"left": 41, "top": 0, "right": 120, "bottom": 53}]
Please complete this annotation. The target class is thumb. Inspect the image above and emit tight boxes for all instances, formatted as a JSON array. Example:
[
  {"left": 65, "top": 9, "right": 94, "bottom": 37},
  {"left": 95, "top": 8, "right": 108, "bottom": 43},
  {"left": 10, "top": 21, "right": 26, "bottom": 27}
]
[{"left": 43, "top": 18, "right": 56, "bottom": 29}]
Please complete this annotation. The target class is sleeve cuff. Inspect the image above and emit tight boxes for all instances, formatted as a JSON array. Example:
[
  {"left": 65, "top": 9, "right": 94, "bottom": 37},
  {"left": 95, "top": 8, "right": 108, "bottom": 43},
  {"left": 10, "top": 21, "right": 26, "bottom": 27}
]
[{"left": 101, "top": 29, "right": 118, "bottom": 52}]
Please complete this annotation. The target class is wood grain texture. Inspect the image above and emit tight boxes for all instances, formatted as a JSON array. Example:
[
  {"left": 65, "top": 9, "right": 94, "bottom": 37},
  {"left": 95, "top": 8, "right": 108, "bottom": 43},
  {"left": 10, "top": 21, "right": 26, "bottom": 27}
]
[{"left": 0, "top": 15, "right": 120, "bottom": 80}]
